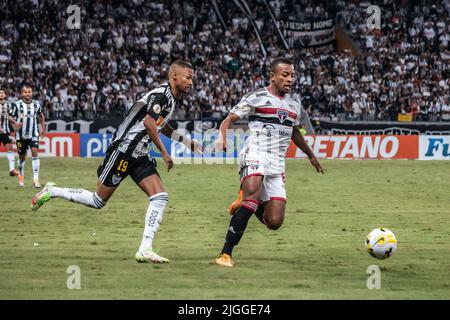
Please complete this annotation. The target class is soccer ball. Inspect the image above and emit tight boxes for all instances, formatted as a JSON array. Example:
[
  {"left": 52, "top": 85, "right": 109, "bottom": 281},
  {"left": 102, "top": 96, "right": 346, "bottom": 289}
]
[{"left": 365, "top": 228, "right": 397, "bottom": 259}]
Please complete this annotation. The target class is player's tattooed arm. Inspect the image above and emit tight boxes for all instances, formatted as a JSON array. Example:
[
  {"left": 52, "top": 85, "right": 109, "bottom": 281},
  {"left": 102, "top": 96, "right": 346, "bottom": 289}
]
[
  {"left": 216, "top": 113, "right": 240, "bottom": 152},
  {"left": 291, "top": 126, "right": 324, "bottom": 174},
  {"left": 161, "top": 123, "right": 203, "bottom": 154},
  {"left": 144, "top": 115, "right": 173, "bottom": 171}
]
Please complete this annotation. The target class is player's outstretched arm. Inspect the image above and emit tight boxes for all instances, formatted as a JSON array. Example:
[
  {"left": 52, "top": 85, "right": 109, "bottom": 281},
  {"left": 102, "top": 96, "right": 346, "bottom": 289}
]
[
  {"left": 216, "top": 113, "right": 240, "bottom": 152},
  {"left": 291, "top": 126, "right": 324, "bottom": 174},
  {"left": 144, "top": 115, "right": 173, "bottom": 171},
  {"left": 161, "top": 123, "right": 203, "bottom": 154}
]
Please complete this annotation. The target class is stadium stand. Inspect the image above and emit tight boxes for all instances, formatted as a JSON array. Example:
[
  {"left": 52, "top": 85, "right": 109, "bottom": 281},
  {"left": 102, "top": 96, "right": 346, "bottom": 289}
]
[{"left": 0, "top": 0, "right": 448, "bottom": 122}]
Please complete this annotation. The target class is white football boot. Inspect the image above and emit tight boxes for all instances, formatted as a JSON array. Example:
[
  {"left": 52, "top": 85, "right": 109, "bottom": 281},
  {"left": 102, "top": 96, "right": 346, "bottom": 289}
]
[{"left": 135, "top": 250, "right": 170, "bottom": 264}]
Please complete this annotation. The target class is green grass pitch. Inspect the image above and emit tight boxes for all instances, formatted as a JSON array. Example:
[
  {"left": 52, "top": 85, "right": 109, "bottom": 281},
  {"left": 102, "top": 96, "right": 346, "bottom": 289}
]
[{"left": 0, "top": 158, "right": 449, "bottom": 299}]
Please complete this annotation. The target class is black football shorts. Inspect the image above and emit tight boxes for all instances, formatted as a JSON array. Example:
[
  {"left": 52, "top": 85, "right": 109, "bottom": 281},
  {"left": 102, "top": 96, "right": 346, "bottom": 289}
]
[
  {"left": 16, "top": 138, "right": 39, "bottom": 155},
  {"left": 97, "top": 148, "right": 159, "bottom": 187}
]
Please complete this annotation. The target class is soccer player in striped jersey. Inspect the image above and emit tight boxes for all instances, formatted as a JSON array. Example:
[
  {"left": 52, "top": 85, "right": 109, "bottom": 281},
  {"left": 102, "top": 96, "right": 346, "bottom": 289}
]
[
  {"left": 214, "top": 58, "right": 324, "bottom": 267},
  {"left": 0, "top": 88, "right": 19, "bottom": 177},
  {"left": 9, "top": 85, "right": 45, "bottom": 187},
  {"left": 31, "top": 60, "right": 203, "bottom": 264}
]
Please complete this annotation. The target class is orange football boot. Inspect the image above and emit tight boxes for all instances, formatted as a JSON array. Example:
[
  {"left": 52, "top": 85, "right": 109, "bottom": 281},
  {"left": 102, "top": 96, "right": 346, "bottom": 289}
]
[{"left": 228, "top": 189, "right": 243, "bottom": 215}]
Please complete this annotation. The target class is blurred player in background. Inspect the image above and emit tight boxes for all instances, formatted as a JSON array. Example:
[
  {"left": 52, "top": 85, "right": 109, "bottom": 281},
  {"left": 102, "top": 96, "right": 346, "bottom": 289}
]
[
  {"left": 8, "top": 85, "right": 45, "bottom": 187},
  {"left": 31, "top": 60, "right": 203, "bottom": 264},
  {"left": 0, "top": 88, "right": 18, "bottom": 177},
  {"left": 215, "top": 58, "right": 324, "bottom": 267}
]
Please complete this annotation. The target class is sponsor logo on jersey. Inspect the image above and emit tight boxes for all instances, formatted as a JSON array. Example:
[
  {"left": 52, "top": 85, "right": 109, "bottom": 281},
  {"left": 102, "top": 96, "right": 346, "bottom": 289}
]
[
  {"left": 256, "top": 92, "right": 268, "bottom": 97},
  {"left": 262, "top": 124, "right": 291, "bottom": 137},
  {"left": 262, "top": 124, "right": 276, "bottom": 137},
  {"left": 244, "top": 159, "right": 260, "bottom": 170}
]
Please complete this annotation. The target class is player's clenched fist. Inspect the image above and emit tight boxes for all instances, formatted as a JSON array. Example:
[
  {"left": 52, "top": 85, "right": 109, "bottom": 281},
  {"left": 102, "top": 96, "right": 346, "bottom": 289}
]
[
  {"left": 215, "top": 137, "right": 227, "bottom": 152},
  {"left": 162, "top": 151, "right": 174, "bottom": 171}
]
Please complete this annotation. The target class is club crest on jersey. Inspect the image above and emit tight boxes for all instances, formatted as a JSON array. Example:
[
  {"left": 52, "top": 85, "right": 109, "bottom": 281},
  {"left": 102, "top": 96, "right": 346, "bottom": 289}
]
[
  {"left": 277, "top": 109, "right": 289, "bottom": 123},
  {"left": 112, "top": 174, "right": 122, "bottom": 185}
]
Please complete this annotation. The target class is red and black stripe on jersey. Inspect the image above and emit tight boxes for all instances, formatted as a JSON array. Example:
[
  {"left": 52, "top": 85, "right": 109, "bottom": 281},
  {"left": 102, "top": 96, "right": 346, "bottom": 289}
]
[{"left": 249, "top": 106, "right": 298, "bottom": 127}]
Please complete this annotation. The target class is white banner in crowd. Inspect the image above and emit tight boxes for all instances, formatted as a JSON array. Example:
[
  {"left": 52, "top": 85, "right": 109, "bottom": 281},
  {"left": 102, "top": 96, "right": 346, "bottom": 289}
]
[{"left": 281, "top": 17, "right": 336, "bottom": 47}]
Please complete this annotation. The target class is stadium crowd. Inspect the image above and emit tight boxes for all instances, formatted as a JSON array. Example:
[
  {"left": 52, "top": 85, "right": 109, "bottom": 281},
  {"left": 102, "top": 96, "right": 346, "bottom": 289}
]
[
  {"left": 332, "top": 0, "right": 450, "bottom": 121},
  {"left": 0, "top": 0, "right": 449, "bottom": 122}
]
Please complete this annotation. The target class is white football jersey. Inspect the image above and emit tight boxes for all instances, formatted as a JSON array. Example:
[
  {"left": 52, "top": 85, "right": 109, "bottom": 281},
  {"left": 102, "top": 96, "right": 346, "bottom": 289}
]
[{"left": 231, "top": 86, "right": 302, "bottom": 174}]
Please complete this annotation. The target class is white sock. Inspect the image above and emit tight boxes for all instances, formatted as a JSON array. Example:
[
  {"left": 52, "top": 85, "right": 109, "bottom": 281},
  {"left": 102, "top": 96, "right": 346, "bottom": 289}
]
[
  {"left": 139, "top": 192, "right": 169, "bottom": 252},
  {"left": 50, "top": 187, "right": 105, "bottom": 209},
  {"left": 18, "top": 159, "right": 25, "bottom": 176},
  {"left": 32, "top": 157, "right": 40, "bottom": 180},
  {"left": 7, "top": 152, "right": 15, "bottom": 172}
]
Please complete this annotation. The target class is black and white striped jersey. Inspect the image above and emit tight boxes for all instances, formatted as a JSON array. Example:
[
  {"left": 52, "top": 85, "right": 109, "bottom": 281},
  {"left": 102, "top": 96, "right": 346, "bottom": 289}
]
[
  {"left": 0, "top": 100, "right": 13, "bottom": 134},
  {"left": 11, "top": 99, "right": 43, "bottom": 140},
  {"left": 110, "top": 82, "right": 176, "bottom": 158}
]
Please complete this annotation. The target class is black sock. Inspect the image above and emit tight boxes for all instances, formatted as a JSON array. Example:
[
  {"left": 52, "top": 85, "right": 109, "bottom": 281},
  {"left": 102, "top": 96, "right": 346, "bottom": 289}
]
[
  {"left": 221, "top": 205, "right": 254, "bottom": 256},
  {"left": 254, "top": 204, "right": 265, "bottom": 225}
]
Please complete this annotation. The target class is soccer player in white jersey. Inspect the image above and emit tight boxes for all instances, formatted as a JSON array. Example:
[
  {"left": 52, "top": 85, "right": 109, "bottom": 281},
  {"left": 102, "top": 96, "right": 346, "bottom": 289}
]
[
  {"left": 215, "top": 58, "right": 324, "bottom": 267},
  {"left": 31, "top": 60, "right": 203, "bottom": 264},
  {"left": 0, "top": 88, "right": 19, "bottom": 177},
  {"left": 9, "top": 85, "right": 45, "bottom": 187}
]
